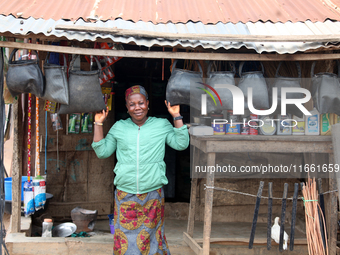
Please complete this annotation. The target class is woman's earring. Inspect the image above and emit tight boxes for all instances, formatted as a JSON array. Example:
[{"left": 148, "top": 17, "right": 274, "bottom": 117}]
[
  {"left": 148, "top": 108, "right": 150, "bottom": 110},
  {"left": 127, "top": 111, "right": 129, "bottom": 113}
]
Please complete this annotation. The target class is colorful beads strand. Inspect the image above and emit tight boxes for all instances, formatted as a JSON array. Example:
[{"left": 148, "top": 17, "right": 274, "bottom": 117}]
[{"left": 35, "top": 97, "right": 40, "bottom": 176}]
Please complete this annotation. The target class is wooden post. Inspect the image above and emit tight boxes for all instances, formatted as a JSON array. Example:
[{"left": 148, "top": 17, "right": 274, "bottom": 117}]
[
  {"left": 202, "top": 152, "right": 215, "bottom": 255},
  {"left": 327, "top": 154, "right": 337, "bottom": 255},
  {"left": 332, "top": 123, "right": 340, "bottom": 205},
  {"left": 330, "top": 123, "right": 340, "bottom": 254},
  {"left": 10, "top": 96, "right": 22, "bottom": 233},
  {"left": 187, "top": 147, "right": 199, "bottom": 237}
]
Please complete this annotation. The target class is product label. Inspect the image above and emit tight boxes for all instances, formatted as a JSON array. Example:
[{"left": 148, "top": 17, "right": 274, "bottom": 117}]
[
  {"left": 307, "top": 115, "right": 319, "bottom": 133},
  {"left": 292, "top": 121, "right": 305, "bottom": 134},
  {"left": 321, "top": 114, "right": 331, "bottom": 133},
  {"left": 279, "top": 122, "right": 291, "bottom": 134},
  {"left": 241, "top": 125, "right": 249, "bottom": 135},
  {"left": 226, "top": 124, "right": 240, "bottom": 135},
  {"left": 212, "top": 123, "right": 225, "bottom": 135}
]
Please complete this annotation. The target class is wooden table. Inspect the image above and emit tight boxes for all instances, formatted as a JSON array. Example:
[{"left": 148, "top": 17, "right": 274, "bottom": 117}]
[{"left": 183, "top": 135, "right": 337, "bottom": 255}]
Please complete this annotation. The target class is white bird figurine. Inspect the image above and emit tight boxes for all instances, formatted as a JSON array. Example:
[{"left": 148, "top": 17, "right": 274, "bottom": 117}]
[{"left": 271, "top": 217, "right": 288, "bottom": 250}]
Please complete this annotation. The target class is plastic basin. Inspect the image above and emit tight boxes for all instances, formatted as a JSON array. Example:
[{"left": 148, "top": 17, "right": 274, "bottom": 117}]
[{"left": 4, "top": 176, "right": 28, "bottom": 201}]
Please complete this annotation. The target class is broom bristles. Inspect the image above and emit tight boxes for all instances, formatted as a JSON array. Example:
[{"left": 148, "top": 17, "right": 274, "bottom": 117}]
[{"left": 302, "top": 177, "right": 328, "bottom": 255}]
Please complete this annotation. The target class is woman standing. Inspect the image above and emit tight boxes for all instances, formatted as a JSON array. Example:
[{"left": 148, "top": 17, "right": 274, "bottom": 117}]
[{"left": 92, "top": 85, "right": 189, "bottom": 255}]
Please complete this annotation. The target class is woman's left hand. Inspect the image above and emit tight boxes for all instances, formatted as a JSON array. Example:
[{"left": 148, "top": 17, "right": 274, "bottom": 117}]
[{"left": 165, "top": 100, "right": 180, "bottom": 118}]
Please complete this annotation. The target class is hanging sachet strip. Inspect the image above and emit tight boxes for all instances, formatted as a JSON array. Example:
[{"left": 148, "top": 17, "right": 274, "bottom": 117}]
[
  {"left": 35, "top": 97, "right": 40, "bottom": 176},
  {"left": 27, "top": 93, "right": 32, "bottom": 181}
]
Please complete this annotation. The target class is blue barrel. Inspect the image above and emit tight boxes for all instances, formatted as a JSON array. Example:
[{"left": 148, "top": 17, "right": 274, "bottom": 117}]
[{"left": 4, "top": 176, "right": 28, "bottom": 201}]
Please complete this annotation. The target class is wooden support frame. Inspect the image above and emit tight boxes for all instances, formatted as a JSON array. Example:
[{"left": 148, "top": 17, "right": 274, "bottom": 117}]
[
  {"left": 1, "top": 41, "right": 340, "bottom": 61},
  {"left": 185, "top": 135, "right": 336, "bottom": 255}
]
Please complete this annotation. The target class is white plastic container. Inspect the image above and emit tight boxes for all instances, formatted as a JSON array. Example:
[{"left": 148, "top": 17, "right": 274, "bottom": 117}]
[
  {"left": 277, "top": 114, "right": 292, "bottom": 135},
  {"left": 305, "top": 108, "right": 320, "bottom": 135},
  {"left": 292, "top": 115, "right": 305, "bottom": 135},
  {"left": 42, "top": 218, "right": 53, "bottom": 237},
  {"left": 259, "top": 116, "right": 276, "bottom": 135}
]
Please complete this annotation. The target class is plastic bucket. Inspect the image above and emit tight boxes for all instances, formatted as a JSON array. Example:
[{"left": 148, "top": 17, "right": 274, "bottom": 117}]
[{"left": 4, "top": 176, "right": 28, "bottom": 201}]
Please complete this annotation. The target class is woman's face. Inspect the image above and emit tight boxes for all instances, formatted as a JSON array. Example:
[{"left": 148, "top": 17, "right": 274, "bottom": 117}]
[{"left": 126, "top": 93, "right": 149, "bottom": 125}]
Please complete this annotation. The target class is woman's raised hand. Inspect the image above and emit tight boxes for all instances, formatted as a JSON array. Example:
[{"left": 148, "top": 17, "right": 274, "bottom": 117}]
[
  {"left": 164, "top": 100, "right": 180, "bottom": 118},
  {"left": 95, "top": 106, "right": 109, "bottom": 123}
]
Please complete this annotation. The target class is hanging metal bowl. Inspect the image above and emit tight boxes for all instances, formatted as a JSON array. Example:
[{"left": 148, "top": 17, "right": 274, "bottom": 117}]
[{"left": 52, "top": 222, "right": 77, "bottom": 237}]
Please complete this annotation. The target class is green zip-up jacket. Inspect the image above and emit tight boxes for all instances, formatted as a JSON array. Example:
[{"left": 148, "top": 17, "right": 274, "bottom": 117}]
[{"left": 91, "top": 117, "right": 189, "bottom": 194}]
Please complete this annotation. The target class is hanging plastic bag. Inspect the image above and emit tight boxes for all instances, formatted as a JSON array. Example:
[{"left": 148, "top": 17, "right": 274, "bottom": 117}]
[
  {"left": 269, "top": 62, "right": 305, "bottom": 118},
  {"left": 50, "top": 113, "right": 63, "bottom": 131},
  {"left": 6, "top": 49, "right": 44, "bottom": 98},
  {"left": 238, "top": 62, "right": 269, "bottom": 110},
  {"left": 42, "top": 53, "right": 69, "bottom": 105},
  {"left": 2, "top": 48, "right": 15, "bottom": 104},
  {"left": 311, "top": 61, "right": 340, "bottom": 115},
  {"left": 206, "top": 61, "right": 236, "bottom": 113},
  {"left": 33, "top": 175, "right": 46, "bottom": 211},
  {"left": 58, "top": 55, "right": 106, "bottom": 114},
  {"left": 24, "top": 181, "right": 35, "bottom": 217},
  {"left": 165, "top": 60, "right": 204, "bottom": 110}
]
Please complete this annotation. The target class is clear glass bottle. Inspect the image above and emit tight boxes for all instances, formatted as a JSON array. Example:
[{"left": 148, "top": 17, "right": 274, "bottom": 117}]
[{"left": 42, "top": 218, "right": 53, "bottom": 237}]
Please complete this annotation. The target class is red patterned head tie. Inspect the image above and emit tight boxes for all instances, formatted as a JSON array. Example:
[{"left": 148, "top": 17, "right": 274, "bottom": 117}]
[{"left": 125, "top": 85, "right": 148, "bottom": 101}]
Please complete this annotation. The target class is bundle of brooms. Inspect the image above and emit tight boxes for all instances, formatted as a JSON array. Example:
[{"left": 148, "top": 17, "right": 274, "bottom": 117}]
[{"left": 302, "top": 177, "right": 328, "bottom": 255}]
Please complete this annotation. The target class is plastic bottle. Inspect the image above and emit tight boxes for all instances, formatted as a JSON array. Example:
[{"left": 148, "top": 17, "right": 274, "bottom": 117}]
[
  {"left": 320, "top": 113, "right": 332, "bottom": 136},
  {"left": 249, "top": 114, "right": 259, "bottom": 135},
  {"left": 42, "top": 218, "right": 53, "bottom": 237},
  {"left": 241, "top": 118, "right": 250, "bottom": 135},
  {"left": 305, "top": 108, "right": 320, "bottom": 135},
  {"left": 211, "top": 113, "right": 225, "bottom": 135},
  {"left": 292, "top": 115, "right": 305, "bottom": 135},
  {"left": 277, "top": 114, "right": 292, "bottom": 135}
]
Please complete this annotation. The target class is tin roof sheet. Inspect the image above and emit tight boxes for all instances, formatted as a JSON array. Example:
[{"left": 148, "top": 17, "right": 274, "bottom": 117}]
[
  {"left": 1, "top": 0, "right": 340, "bottom": 24},
  {"left": 1, "top": 15, "right": 339, "bottom": 54}
]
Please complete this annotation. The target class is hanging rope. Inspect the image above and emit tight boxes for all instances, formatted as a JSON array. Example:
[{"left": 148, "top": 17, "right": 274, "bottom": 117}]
[{"left": 204, "top": 184, "right": 338, "bottom": 201}]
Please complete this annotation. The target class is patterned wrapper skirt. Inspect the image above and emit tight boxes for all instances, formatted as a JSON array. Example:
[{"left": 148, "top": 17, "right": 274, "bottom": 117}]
[{"left": 113, "top": 187, "right": 171, "bottom": 255}]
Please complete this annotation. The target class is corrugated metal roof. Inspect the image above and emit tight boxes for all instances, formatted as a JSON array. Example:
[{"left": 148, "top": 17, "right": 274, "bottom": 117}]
[
  {"left": 1, "top": 15, "right": 339, "bottom": 54},
  {"left": 1, "top": 0, "right": 340, "bottom": 24}
]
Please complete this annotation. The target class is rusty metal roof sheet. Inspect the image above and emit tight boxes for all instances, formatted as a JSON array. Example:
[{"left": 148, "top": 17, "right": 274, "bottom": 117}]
[
  {"left": 1, "top": 15, "right": 339, "bottom": 54},
  {"left": 1, "top": 0, "right": 340, "bottom": 24}
]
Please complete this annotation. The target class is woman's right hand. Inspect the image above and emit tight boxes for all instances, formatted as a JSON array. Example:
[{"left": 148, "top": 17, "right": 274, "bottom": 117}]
[{"left": 95, "top": 107, "right": 109, "bottom": 123}]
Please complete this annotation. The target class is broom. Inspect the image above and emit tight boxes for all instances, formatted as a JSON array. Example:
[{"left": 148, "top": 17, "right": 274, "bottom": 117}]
[{"left": 302, "top": 177, "right": 328, "bottom": 255}]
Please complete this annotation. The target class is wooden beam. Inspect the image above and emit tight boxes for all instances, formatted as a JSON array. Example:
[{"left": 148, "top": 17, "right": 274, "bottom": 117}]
[
  {"left": 1, "top": 41, "right": 340, "bottom": 61},
  {"left": 183, "top": 232, "right": 203, "bottom": 255},
  {"left": 193, "top": 237, "right": 307, "bottom": 245},
  {"left": 10, "top": 96, "right": 22, "bottom": 233},
  {"left": 55, "top": 25, "right": 340, "bottom": 43}
]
